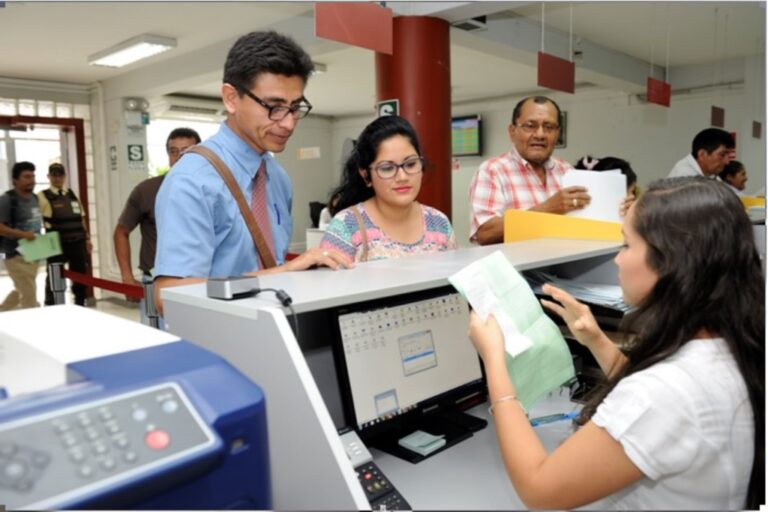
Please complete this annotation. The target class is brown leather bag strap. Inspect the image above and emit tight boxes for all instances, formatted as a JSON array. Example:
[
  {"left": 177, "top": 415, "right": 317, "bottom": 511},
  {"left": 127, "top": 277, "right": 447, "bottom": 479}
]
[
  {"left": 185, "top": 146, "right": 277, "bottom": 269},
  {"left": 350, "top": 205, "right": 369, "bottom": 262}
]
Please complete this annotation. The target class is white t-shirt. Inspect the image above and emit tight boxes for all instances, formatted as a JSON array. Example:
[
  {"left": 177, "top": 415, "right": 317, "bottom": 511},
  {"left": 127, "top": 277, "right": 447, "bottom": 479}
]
[
  {"left": 589, "top": 338, "right": 753, "bottom": 510},
  {"left": 668, "top": 154, "right": 705, "bottom": 178}
]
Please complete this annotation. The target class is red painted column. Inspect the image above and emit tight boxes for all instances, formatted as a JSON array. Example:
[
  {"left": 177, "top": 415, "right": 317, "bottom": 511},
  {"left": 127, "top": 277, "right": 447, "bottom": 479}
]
[{"left": 375, "top": 16, "right": 451, "bottom": 219}]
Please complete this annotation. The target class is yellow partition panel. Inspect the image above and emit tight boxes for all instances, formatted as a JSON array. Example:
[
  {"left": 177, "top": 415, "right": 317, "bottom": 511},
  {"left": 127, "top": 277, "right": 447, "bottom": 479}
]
[
  {"left": 503, "top": 209, "right": 623, "bottom": 243},
  {"left": 741, "top": 196, "right": 766, "bottom": 209}
]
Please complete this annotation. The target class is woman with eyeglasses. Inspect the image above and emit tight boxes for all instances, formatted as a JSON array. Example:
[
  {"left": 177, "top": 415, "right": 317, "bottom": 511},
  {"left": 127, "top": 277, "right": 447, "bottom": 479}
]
[{"left": 319, "top": 116, "right": 456, "bottom": 263}]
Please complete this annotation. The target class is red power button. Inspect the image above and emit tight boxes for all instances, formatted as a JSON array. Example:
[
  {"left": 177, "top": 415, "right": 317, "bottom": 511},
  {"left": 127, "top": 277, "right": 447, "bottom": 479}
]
[{"left": 145, "top": 430, "right": 171, "bottom": 450}]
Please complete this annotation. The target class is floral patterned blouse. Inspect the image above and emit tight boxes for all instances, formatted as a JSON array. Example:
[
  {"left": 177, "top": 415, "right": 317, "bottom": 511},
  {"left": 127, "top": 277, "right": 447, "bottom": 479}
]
[{"left": 319, "top": 203, "right": 457, "bottom": 262}]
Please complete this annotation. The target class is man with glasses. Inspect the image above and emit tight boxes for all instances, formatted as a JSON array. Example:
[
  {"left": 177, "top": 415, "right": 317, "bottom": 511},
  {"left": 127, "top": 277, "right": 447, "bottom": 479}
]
[
  {"left": 667, "top": 128, "right": 734, "bottom": 179},
  {"left": 469, "top": 96, "right": 591, "bottom": 245},
  {"left": 114, "top": 127, "right": 200, "bottom": 302},
  {"left": 153, "top": 31, "right": 349, "bottom": 315}
]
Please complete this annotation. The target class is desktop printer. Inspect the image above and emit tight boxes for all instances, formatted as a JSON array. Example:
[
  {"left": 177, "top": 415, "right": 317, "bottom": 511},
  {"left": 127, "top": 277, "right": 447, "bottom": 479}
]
[{"left": 0, "top": 306, "right": 270, "bottom": 510}]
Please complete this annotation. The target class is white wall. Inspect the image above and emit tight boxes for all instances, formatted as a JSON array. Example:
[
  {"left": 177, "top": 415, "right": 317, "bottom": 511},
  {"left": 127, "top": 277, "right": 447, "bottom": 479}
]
[
  {"left": 329, "top": 65, "right": 765, "bottom": 248},
  {"left": 278, "top": 115, "right": 337, "bottom": 252},
  {"left": 446, "top": 69, "right": 765, "bottom": 245}
]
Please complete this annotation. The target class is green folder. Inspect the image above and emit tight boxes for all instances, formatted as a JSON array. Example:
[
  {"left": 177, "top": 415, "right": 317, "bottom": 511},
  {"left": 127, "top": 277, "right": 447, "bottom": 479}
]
[
  {"left": 17, "top": 231, "right": 62, "bottom": 262},
  {"left": 449, "top": 251, "right": 576, "bottom": 411}
]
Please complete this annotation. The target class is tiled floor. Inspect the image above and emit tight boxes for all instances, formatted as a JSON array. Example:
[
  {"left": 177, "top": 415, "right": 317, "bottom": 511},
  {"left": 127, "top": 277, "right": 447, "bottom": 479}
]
[{"left": 0, "top": 269, "right": 141, "bottom": 323}]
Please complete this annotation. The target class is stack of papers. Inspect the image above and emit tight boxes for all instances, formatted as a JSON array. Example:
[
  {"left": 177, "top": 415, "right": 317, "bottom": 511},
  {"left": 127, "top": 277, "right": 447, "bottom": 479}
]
[
  {"left": 398, "top": 430, "right": 446, "bottom": 457},
  {"left": 449, "top": 251, "right": 576, "bottom": 410},
  {"left": 562, "top": 169, "right": 626, "bottom": 223},
  {"left": 525, "top": 270, "right": 632, "bottom": 313}
]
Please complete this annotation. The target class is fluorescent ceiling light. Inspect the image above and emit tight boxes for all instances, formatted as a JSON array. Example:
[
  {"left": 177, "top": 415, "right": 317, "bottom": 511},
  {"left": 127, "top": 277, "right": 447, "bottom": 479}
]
[{"left": 88, "top": 34, "right": 177, "bottom": 68}]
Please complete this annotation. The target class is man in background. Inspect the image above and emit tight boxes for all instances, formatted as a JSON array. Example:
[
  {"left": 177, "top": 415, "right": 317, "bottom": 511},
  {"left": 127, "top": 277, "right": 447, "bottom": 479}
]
[
  {"left": 668, "top": 128, "right": 734, "bottom": 179},
  {"left": 0, "top": 162, "right": 42, "bottom": 310},
  {"left": 39, "top": 163, "right": 91, "bottom": 306},
  {"left": 468, "top": 96, "right": 591, "bottom": 245},
  {"left": 719, "top": 160, "right": 748, "bottom": 196},
  {"left": 113, "top": 127, "right": 201, "bottom": 299}
]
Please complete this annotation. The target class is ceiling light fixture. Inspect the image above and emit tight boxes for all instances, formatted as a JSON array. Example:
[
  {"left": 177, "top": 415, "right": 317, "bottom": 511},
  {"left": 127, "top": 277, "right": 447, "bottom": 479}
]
[{"left": 88, "top": 34, "right": 177, "bottom": 68}]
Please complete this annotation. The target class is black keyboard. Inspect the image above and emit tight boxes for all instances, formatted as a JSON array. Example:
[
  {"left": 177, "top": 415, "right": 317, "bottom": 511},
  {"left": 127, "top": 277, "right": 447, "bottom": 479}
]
[{"left": 355, "top": 461, "right": 411, "bottom": 510}]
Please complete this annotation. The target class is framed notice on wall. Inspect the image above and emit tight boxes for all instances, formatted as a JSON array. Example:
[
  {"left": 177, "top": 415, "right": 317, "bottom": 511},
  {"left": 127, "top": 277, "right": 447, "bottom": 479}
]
[{"left": 556, "top": 112, "right": 567, "bottom": 148}]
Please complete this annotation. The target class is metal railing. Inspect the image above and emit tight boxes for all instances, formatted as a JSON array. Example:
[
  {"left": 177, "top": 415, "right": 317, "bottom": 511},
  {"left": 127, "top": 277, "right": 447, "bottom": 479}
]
[{"left": 48, "top": 262, "right": 160, "bottom": 328}]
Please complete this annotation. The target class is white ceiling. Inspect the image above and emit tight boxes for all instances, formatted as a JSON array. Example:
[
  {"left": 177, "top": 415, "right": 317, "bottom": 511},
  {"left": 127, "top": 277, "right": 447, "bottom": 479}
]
[
  {"left": 507, "top": 2, "right": 766, "bottom": 66},
  {"left": 1, "top": 1, "right": 764, "bottom": 117}
]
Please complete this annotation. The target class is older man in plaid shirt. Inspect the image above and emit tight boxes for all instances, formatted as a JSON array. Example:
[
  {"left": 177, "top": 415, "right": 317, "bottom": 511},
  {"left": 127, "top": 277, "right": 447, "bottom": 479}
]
[{"left": 469, "top": 96, "right": 594, "bottom": 245}]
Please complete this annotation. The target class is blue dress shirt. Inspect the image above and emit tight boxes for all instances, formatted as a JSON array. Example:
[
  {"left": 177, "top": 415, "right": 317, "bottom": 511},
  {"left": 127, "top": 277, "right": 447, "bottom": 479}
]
[{"left": 154, "top": 121, "right": 292, "bottom": 278}]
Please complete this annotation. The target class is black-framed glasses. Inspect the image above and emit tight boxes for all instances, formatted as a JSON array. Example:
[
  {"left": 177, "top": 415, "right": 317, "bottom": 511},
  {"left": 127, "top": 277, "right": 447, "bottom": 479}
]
[
  {"left": 517, "top": 121, "right": 560, "bottom": 134},
  {"left": 239, "top": 88, "right": 312, "bottom": 120},
  {"left": 370, "top": 157, "right": 424, "bottom": 180},
  {"left": 167, "top": 147, "right": 188, "bottom": 157}
]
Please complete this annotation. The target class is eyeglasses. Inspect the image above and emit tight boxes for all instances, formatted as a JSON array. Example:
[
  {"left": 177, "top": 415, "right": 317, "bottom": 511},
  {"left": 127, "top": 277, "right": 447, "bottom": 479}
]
[
  {"left": 517, "top": 122, "right": 560, "bottom": 134},
  {"left": 167, "top": 147, "right": 189, "bottom": 157},
  {"left": 370, "top": 157, "right": 424, "bottom": 180},
  {"left": 239, "top": 88, "right": 312, "bottom": 121}
]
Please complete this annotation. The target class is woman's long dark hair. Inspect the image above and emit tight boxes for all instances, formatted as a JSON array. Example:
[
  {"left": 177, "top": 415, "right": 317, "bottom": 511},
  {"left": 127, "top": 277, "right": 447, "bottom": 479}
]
[
  {"left": 578, "top": 177, "right": 765, "bottom": 508},
  {"left": 327, "top": 115, "right": 422, "bottom": 215}
]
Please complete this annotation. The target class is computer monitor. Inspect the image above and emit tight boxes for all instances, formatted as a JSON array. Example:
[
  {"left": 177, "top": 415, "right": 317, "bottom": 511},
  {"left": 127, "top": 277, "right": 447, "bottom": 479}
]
[{"left": 331, "top": 286, "right": 487, "bottom": 463}]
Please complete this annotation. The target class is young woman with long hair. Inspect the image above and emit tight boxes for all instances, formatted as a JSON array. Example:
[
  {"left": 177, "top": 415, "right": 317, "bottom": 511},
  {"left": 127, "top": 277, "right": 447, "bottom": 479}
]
[
  {"left": 469, "top": 176, "right": 764, "bottom": 509},
  {"left": 319, "top": 116, "right": 456, "bottom": 262}
]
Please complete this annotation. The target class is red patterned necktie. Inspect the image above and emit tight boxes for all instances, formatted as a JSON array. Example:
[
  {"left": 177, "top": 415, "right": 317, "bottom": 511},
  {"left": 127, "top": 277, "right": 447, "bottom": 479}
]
[{"left": 252, "top": 160, "right": 275, "bottom": 259}]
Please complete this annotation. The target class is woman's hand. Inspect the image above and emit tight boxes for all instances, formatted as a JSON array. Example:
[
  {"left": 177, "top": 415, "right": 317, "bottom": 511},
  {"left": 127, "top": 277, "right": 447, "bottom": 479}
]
[
  {"left": 283, "top": 247, "right": 354, "bottom": 271},
  {"left": 540, "top": 283, "right": 602, "bottom": 348},
  {"left": 468, "top": 311, "right": 506, "bottom": 364},
  {"left": 619, "top": 193, "right": 636, "bottom": 218}
]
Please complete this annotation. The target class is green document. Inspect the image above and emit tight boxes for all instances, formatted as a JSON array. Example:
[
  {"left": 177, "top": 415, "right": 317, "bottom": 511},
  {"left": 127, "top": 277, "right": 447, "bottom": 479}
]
[
  {"left": 17, "top": 231, "right": 62, "bottom": 262},
  {"left": 449, "top": 251, "right": 575, "bottom": 410}
]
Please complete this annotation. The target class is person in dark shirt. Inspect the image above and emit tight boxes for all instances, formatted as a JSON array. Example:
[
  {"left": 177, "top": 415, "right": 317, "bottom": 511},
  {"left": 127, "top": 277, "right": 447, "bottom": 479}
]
[
  {"left": 113, "top": 127, "right": 201, "bottom": 300},
  {"left": 39, "top": 163, "right": 91, "bottom": 306},
  {"left": 0, "top": 162, "right": 42, "bottom": 310}
]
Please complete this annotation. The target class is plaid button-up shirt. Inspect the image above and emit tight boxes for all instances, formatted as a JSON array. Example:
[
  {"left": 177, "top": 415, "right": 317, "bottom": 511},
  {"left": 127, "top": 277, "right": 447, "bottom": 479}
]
[{"left": 469, "top": 147, "right": 573, "bottom": 241}]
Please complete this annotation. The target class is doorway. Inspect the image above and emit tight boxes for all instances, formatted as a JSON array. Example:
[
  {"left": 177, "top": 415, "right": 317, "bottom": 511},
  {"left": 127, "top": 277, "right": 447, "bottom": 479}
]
[{"left": 0, "top": 115, "right": 93, "bottom": 305}]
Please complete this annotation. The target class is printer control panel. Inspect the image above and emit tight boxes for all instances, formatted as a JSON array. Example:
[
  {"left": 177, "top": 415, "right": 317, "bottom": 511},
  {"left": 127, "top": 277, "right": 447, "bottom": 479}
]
[{"left": 0, "top": 382, "right": 216, "bottom": 509}]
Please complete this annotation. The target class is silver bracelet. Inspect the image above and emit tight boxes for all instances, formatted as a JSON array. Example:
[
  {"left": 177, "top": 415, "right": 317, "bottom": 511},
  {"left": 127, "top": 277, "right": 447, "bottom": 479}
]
[{"left": 488, "top": 394, "right": 521, "bottom": 416}]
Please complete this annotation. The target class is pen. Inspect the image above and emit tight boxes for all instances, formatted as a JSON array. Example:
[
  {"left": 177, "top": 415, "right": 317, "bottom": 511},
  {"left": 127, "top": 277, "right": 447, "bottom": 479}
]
[
  {"left": 529, "top": 411, "right": 579, "bottom": 426},
  {"left": 274, "top": 203, "right": 280, "bottom": 225}
]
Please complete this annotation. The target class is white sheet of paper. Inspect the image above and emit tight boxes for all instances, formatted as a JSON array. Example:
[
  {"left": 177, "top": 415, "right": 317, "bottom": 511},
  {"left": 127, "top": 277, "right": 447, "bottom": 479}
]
[
  {"left": 450, "top": 265, "right": 498, "bottom": 321},
  {"left": 450, "top": 257, "right": 532, "bottom": 358},
  {"left": 493, "top": 308, "right": 533, "bottom": 357},
  {"left": 563, "top": 169, "right": 626, "bottom": 223}
]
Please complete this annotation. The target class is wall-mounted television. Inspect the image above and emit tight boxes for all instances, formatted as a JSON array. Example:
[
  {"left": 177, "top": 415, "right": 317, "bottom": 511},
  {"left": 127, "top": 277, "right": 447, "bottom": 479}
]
[{"left": 451, "top": 115, "right": 483, "bottom": 157}]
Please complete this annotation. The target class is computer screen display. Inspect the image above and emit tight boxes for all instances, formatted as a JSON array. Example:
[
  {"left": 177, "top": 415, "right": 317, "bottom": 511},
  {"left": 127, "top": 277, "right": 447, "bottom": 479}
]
[
  {"left": 451, "top": 115, "right": 483, "bottom": 157},
  {"left": 332, "top": 287, "right": 485, "bottom": 438}
]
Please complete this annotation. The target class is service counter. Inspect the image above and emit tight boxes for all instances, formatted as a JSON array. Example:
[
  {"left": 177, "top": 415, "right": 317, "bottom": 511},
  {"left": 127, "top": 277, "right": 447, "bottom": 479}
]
[{"left": 162, "top": 238, "right": 621, "bottom": 510}]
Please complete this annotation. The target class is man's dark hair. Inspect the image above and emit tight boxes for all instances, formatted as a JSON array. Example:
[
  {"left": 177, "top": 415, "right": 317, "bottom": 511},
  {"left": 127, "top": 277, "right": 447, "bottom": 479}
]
[
  {"left": 12, "top": 161, "right": 35, "bottom": 180},
  {"left": 511, "top": 96, "right": 562, "bottom": 125},
  {"left": 166, "top": 127, "right": 201, "bottom": 150},
  {"left": 691, "top": 128, "right": 734, "bottom": 158},
  {"left": 574, "top": 155, "right": 637, "bottom": 188},
  {"left": 223, "top": 31, "right": 314, "bottom": 93}
]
